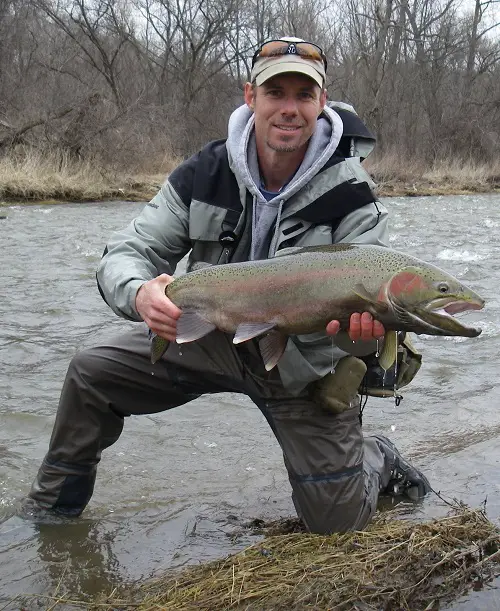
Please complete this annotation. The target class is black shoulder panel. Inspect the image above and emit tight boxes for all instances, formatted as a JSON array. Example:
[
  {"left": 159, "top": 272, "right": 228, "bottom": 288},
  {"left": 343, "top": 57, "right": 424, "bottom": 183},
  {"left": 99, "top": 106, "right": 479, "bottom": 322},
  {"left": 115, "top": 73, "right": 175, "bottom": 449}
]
[
  {"left": 334, "top": 108, "right": 376, "bottom": 141},
  {"left": 168, "top": 149, "right": 201, "bottom": 206},
  {"left": 192, "top": 140, "right": 242, "bottom": 212},
  {"left": 168, "top": 139, "right": 242, "bottom": 213},
  {"left": 296, "top": 181, "right": 376, "bottom": 224}
]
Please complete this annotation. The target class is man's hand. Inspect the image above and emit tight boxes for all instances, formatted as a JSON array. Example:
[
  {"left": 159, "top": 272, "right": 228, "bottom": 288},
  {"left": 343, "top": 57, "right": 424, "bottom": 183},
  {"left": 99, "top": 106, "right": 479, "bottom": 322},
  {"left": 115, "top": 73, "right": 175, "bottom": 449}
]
[
  {"left": 326, "top": 312, "right": 385, "bottom": 341},
  {"left": 135, "top": 274, "right": 181, "bottom": 342}
]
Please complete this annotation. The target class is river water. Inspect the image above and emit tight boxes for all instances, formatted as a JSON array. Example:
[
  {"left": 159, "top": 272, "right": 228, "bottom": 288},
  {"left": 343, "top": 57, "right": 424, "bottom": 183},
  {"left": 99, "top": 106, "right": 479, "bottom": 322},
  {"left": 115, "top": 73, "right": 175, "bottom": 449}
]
[{"left": 0, "top": 194, "right": 499, "bottom": 608}]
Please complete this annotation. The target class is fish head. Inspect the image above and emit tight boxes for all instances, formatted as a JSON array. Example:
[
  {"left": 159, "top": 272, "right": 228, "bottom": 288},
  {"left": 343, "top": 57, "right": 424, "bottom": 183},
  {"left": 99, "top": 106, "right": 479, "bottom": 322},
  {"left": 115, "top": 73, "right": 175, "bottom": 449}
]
[{"left": 386, "top": 265, "right": 485, "bottom": 337}]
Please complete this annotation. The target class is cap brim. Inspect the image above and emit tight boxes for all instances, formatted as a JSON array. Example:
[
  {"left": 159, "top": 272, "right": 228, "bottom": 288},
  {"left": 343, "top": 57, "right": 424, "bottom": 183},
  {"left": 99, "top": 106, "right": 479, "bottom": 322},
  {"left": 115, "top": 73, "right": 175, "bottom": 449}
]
[{"left": 253, "top": 58, "right": 324, "bottom": 88}]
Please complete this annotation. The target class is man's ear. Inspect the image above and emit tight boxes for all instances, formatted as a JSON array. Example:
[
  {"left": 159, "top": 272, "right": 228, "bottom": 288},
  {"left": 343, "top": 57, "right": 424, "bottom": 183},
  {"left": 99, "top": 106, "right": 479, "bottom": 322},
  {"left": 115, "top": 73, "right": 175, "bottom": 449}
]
[
  {"left": 319, "top": 88, "right": 327, "bottom": 114},
  {"left": 244, "top": 82, "right": 255, "bottom": 110}
]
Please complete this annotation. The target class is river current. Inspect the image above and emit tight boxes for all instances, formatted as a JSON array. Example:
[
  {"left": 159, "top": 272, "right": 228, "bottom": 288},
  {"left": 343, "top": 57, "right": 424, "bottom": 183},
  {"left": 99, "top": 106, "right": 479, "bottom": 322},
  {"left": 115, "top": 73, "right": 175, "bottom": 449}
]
[{"left": 0, "top": 194, "right": 499, "bottom": 608}]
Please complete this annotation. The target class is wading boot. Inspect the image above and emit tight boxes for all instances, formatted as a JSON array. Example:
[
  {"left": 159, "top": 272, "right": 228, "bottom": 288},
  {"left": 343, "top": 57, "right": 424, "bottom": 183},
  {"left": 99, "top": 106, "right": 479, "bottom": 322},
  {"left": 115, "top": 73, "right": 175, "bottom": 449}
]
[{"left": 374, "top": 435, "right": 431, "bottom": 501}]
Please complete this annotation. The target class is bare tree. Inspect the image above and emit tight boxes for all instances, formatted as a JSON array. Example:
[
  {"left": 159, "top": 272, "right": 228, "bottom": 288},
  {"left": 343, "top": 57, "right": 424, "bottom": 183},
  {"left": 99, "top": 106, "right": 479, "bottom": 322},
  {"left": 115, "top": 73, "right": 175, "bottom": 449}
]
[
  {"left": 35, "top": 0, "right": 133, "bottom": 110},
  {"left": 0, "top": 0, "right": 498, "bottom": 165}
]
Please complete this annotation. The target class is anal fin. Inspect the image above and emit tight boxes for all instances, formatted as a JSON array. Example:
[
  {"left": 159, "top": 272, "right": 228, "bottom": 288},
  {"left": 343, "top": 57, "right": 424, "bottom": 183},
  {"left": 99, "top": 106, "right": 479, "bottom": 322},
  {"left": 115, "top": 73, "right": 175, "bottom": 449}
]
[
  {"left": 259, "top": 331, "right": 287, "bottom": 371},
  {"left": 233, "top": 322, "right": 276, "bottom": 344}
]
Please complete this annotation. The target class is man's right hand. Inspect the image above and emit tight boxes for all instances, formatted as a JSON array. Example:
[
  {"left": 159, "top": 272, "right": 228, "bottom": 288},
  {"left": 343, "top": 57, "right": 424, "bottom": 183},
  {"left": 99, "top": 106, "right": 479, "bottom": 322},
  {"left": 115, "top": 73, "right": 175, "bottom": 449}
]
[{"left": 135, "top": 274, "right": 181, "bottom": 342}]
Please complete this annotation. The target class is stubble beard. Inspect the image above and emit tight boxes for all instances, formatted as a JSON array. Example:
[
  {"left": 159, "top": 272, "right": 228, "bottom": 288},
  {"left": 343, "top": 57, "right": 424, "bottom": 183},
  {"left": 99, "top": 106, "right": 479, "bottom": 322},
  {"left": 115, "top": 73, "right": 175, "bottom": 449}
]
[
  {"left": 267, "top": 126, "right": 310, "bottom": 153},
  {"left": 267, "top": 140, "right": 301, "bottom": 153}
]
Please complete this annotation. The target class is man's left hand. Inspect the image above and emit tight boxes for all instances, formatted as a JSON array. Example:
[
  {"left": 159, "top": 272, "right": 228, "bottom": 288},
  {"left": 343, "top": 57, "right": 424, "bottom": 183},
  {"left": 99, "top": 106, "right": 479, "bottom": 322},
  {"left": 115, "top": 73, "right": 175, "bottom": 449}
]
[{"left": 326, "top": 312, "right": 385, "bottom": 341}]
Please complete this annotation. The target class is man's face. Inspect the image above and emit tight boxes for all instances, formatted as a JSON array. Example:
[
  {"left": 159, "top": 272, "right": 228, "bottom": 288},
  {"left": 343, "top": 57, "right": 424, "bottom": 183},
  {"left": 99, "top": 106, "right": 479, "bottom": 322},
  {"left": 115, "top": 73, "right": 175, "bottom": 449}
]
[{"left": 244, "top": 73, "right": 327, "bottom": 154}]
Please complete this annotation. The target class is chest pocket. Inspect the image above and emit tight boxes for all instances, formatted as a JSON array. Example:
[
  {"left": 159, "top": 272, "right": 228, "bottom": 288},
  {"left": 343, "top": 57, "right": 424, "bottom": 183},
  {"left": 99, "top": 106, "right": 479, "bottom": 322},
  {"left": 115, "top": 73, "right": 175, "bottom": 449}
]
[
  {"left": 188, "top": 200, "right": 246, "bottom": 267},
  {"left": 188, "top": 200, "right": 228, "bottom": 242}
]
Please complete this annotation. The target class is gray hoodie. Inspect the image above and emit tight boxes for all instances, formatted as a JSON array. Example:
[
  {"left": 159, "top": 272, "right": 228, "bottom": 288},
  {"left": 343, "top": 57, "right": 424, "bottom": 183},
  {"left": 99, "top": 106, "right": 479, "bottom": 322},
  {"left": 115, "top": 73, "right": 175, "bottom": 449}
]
[{"left": 226, "top": 104, "right": 343, "bottom": 260}]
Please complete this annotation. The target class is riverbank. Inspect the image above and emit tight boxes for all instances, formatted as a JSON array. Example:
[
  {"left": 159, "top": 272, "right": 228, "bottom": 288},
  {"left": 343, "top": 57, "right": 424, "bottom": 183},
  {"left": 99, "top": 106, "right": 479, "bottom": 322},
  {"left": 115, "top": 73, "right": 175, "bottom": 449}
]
[
  {"left": 367, "top": 154, "right": 500, "bottom": 198},
  {"left": 0, "top": 152, "right": 499, "bottom": 204}
]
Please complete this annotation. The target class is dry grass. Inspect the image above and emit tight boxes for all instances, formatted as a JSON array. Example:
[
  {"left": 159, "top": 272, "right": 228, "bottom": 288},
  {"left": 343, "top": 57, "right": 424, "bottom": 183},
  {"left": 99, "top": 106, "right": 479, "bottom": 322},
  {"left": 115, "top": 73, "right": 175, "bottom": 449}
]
[
  {"left": 1, "top": 149, "right": 499, "bottom": 204},
  {"left": 367, "top": 154, "right": 500, "bottom": 197},
  {"left": 0, "top": 148, "right": 180, "bottom": 203},
  {"left": 21, "top": 505, "right": 500, "bottom": 611}
]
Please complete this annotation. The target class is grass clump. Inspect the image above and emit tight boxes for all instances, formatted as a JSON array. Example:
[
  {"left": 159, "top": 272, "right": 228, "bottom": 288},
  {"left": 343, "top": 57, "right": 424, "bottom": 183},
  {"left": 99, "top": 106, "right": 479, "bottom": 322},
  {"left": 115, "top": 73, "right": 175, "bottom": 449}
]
[{"left": 80, "top": 505, "right": 500, "bottom": 611}]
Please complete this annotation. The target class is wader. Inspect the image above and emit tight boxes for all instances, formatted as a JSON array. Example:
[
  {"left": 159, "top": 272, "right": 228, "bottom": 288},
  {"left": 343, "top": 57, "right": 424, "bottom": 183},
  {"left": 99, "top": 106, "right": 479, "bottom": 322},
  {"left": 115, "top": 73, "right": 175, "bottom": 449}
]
[{"left": 29, "top": 326, "right": 390, "bottom": 534}]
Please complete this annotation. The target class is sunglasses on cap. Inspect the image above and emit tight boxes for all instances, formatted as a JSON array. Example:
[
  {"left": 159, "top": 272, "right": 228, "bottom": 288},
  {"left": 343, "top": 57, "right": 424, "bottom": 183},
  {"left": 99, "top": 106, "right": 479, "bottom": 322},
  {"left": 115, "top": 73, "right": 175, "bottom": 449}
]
[{"left": 251, "top": 40, "right": 328, "bottom": 71}]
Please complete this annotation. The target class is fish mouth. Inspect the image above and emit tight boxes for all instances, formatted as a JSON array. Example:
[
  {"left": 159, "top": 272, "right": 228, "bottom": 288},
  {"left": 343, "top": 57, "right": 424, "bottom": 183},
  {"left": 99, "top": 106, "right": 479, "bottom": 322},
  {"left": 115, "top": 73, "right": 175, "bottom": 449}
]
[{"left": 412, "top": 297, "right": 485, "bottom": 337}]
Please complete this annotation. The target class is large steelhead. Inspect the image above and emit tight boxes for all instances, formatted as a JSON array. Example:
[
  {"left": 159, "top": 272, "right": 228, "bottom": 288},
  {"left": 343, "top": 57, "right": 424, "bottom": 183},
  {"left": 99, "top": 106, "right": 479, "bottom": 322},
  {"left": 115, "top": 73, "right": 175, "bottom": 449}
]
[{"left": 151, "top": 244, "right": 485, "bottom": 369}]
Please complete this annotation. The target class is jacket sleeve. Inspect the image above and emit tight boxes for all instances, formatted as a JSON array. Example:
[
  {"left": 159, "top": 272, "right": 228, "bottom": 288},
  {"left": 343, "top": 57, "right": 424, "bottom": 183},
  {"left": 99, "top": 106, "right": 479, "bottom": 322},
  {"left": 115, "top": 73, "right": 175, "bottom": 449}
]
[{"left": 96, "top": 180, "right": 192, "bottom": 321}]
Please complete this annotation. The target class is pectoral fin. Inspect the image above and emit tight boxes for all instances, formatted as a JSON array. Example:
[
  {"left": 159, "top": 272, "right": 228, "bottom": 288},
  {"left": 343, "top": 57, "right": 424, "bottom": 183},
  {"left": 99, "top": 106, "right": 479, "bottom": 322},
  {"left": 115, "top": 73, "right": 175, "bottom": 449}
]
[
  {"left": 176, "top": 311, "right": 216, "bottom": 344},
  {"left": 258, "top": 331, "right": 288, "bottom": 371},
  {"left": 189, "top": 261, "right": 213, "bottom": 272},
  {"left": 378, "top": 330, "right": 398, "bottom": 371},
  {"left": 233, "top": 322, "right": 276, "bottom": 344}
]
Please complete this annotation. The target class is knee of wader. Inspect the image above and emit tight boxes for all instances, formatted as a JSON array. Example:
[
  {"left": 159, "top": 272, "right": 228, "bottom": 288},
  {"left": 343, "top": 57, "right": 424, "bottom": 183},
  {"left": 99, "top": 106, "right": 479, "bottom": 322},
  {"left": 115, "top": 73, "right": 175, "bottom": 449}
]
[
  {"left": 67, "top": 346, "right": 107, "bottom": 384},
  {"left": 291, "top": 469, "right": 369, "bottom": 534}
]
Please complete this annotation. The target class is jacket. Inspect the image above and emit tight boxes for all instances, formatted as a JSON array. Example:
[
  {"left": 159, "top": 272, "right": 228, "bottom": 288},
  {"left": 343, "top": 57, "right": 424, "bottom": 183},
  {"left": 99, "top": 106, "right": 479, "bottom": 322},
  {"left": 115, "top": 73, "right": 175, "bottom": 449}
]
[{"left": 97, "top": 102, "right": 389, "bottom": 393}]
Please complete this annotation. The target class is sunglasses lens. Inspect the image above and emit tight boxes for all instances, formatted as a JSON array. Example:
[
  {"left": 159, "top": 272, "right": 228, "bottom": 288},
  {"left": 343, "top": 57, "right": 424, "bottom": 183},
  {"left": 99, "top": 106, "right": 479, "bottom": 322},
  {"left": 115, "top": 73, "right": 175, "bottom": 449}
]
[
  {"left": 297, "top": 43, "right": 323, "bottom": 61},
  {"left": 259, "top": 41, "right": 290, "bottom": 57}
]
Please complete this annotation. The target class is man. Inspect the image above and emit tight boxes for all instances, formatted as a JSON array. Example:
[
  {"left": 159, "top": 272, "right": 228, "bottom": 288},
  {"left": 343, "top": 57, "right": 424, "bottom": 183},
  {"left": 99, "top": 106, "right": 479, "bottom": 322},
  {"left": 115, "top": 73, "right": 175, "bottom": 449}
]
[{"left": 26, "top": 37, "right": 430, "bottom": 533}]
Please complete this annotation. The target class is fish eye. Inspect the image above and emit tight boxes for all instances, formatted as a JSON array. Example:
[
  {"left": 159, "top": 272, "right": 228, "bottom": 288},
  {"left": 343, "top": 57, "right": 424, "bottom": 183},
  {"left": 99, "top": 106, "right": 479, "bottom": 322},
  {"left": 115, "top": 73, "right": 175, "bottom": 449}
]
[{"left": 437, "top": 282, "right": 449, "bottom": 293}]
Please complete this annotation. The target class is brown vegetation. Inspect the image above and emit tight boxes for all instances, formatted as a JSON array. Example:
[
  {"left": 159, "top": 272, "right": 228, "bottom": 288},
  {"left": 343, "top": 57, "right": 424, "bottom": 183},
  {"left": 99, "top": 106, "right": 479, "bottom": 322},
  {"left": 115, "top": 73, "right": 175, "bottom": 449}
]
[
  {"left": 0, "top": 148, "right": 498, "bottom": 205},
  {"left": 0, "top": 147, "right": 180, "bottom": 203},
  {"left": 366, "top": 156, "right": 500, "bottom": 197},
  {"left": 19, "top": 506, "right": 500, "bottom": 610}
]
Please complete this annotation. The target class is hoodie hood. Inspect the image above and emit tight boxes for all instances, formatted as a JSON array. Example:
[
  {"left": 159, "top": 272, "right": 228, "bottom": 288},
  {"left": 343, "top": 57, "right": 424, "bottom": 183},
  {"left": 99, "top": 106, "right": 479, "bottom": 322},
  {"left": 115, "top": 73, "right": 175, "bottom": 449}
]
[
  {"left": 226, "top": 103, "right": 343, "bottom": 201},
  {"left": 226, "top": 103, "right": 344, "bottom": 259}
]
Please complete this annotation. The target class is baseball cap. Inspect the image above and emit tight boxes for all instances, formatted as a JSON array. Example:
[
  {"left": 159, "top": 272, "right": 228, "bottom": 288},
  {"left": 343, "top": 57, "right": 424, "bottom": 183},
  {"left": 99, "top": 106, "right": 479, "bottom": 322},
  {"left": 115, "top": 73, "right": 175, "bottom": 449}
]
[{"left": 250, "top": 37, "right": 327, "bottom": 88}]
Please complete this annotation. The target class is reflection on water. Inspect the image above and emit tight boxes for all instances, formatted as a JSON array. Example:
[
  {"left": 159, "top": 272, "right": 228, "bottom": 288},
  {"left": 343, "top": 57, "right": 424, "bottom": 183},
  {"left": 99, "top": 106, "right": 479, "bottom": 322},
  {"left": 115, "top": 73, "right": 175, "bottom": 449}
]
[
  {"left": 0, "top": 516, "right": 122, "bottom": 603},
  {"left": 1, "top": 195, "right": 500, "bottom": 607}
]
